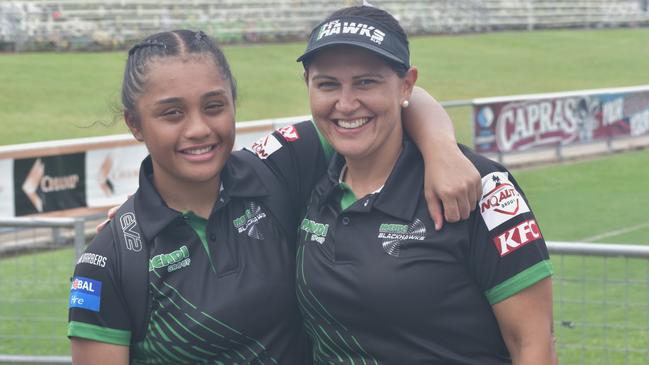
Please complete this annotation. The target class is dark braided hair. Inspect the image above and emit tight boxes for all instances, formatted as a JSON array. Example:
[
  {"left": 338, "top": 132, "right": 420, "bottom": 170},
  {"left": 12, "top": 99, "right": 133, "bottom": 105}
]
[{"left": 122, "top": 30, "right": 237, "bottom": 123}]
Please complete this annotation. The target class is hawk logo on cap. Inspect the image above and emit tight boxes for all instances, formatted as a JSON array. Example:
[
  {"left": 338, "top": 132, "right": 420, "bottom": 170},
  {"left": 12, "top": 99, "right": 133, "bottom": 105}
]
[{"left": 317, "top": 19, "right": 386, "bottom": 45}]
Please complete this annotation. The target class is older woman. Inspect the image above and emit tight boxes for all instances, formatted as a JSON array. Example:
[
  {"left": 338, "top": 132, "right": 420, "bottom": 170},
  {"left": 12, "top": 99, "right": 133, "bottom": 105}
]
[{"left": 295, "top": 5, "right": 557, "bottom": 365}]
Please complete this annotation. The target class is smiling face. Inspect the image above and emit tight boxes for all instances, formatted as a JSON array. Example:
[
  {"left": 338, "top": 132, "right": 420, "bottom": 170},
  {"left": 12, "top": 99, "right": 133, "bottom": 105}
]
[
  {"left": 127, "top": 55, "right": 235, "bottom": 191},
  {"left": 306, "top": 45, "right": 416, "bottom": 165}
]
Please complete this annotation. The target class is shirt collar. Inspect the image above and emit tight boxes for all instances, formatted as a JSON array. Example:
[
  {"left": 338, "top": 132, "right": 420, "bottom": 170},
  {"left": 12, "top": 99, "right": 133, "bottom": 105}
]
[
  {"left": 321, "top": 138, "right": 423, "bottom": 220},
  {"left": 133, "top": 152, "right": 269, "bottom": 241}
]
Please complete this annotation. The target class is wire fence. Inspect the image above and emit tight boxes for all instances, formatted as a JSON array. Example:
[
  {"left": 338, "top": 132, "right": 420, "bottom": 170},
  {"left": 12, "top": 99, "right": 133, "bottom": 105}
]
[{"left": 0, "top": 219, "right": 647, "bottom": 364}]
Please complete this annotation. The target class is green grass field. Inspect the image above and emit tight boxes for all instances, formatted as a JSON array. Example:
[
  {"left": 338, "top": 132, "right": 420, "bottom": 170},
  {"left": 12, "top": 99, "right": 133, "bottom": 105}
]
[{"left": 1, "top": 27, "right": 648, "bottom": 363}]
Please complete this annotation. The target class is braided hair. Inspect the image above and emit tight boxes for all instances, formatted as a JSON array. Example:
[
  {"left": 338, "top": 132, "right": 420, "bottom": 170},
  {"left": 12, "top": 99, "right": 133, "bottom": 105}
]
[{"left": 122, "top": 30, "right": 237, "bottom": 123}]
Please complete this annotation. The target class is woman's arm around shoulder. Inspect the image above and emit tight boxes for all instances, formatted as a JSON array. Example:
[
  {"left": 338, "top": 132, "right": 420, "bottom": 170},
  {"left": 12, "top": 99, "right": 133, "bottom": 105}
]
[
  {"left": 492, "top": 278, "right": 558, "bottom": 365},
  {"left": 71, "top": 338, "right": 129, "bottom": 365},
  {"left": 403, "top": 86, "right": 482, "bottom": 230}
]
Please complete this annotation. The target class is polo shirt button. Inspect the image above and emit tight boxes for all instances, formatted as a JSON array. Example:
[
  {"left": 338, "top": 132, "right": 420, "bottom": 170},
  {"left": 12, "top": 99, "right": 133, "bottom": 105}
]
[
  {"left": 363, "top": 199, "right": 370, "bottom": 207},
  {"left": 210, "top": 234, "right": 217, "bottom": 241},
  {"left": 341, "top": 217, "right": 350, "bottom": 225}
]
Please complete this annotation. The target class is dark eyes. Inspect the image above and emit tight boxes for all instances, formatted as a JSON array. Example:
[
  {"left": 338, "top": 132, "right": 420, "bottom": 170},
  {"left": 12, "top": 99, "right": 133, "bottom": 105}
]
[{"left": 316, "top": 79, "right": 378, "bottom": 90}]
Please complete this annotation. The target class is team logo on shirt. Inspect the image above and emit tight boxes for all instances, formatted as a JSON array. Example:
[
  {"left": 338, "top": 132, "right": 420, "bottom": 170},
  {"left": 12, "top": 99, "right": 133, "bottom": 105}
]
[
  {"left": 378, "top": 219, "right": 427, "bottom": 257},
  {"left": 300, "top": 218, "right": 329, "bottom": 244},
  {"left": 493, "top": 219, "right": 543, "bottom": 257},
  {"left": 69, "top": 276, "right": 102, "bottom": 312},
  {"left": 276, "top": 125, "right": 300, "bottom": 142},
  {"left": 232, "top": 202, "right": 267, "bottom": 240},
  {"left": 479, "top": 172, "right": 530, "bottom": 231}
]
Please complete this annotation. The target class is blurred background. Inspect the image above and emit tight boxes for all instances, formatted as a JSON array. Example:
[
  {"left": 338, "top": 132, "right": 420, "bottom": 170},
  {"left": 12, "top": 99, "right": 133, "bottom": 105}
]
[{"left": 0, "top": 0, "right": 648, "bottom": 364}]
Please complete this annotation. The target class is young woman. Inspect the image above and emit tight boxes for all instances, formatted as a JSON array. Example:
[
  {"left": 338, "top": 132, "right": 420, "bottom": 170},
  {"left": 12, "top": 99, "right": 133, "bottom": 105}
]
[
  {"left": 68, "top": 30, "right": 481, "bottom": 364},
  {"left": 295, "top": 6, "right": 557, "bottom": 365}
]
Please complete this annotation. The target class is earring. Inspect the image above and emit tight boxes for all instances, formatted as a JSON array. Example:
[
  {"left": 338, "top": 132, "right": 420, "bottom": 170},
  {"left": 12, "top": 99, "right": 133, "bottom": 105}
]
[{"left": 401, "top": 100, "right": 410, "bottom": 108}]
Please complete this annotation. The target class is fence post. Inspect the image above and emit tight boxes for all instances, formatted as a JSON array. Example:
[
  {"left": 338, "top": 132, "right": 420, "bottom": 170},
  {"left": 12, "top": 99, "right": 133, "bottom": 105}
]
[{"left": 73, "top": 218, "right": 85, "bottom": 262}]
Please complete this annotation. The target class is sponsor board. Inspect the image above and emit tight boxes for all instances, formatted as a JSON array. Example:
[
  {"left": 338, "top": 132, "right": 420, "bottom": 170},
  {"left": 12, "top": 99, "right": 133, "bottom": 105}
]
[
  {"left": 69, "top": 276, "right": 102, "bottom": 312},
  {"left": 473, "top": 87, "right": 649, "bottom": 153},
  {"left": 14, "top": 153, "right": 86, "bottom": 216},
  {"left": 0, "top": 159, "right": 15, "bottom": 216},
  {"left": 85, "top": 146, "right": 147, "bottom": 207},
  {"left": 493, "top": 219, "right": 542, "bottom": 257},
  {"left": 480, "top": 172, "right": 530, "bottom": 231}
]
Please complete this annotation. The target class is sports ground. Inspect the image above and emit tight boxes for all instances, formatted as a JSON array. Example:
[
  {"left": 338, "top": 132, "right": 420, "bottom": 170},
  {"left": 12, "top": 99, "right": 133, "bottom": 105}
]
[{"left": 0, "top": 27, "right": 648, "bottom": 363}]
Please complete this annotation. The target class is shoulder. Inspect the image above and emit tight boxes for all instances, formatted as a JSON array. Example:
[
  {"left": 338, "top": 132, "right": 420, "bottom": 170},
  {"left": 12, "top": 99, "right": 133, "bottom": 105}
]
[{"left": 458, "top": 144, "right": 509, "bottom": 177}]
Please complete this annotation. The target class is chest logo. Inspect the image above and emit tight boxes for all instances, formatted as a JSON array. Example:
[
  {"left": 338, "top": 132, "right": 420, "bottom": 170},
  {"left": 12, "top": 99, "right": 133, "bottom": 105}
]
[
  {"left": 378, "top": 219, "right": 427, "bottom": 257},
  {"left": 300, "top": 218, "right": 329, "bottom": 244},
  {"left": 232, "top": 202, "right": 267, "bottom": 240},
  {"left": 149, "top": 245, "right": 191, "bottom": 272}
]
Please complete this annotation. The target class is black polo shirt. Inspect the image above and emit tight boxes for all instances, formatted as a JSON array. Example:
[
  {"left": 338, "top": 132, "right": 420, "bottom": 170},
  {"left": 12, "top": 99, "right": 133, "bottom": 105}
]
[
  {"left": 68, "top": 121, "right": 328, "bottom": 364},
  {"left": 296, "top": 140, "right": 553, "bottom": 365}
]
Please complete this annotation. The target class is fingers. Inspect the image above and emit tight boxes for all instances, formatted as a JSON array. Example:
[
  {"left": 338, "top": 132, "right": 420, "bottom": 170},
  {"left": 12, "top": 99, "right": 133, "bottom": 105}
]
[
  {"left": 107, "top": 205, "right": 119, "bottom": 219},
  {"left": 442, "top": 195, "right": 460, "bottom": 224},
  {"left": 96, "top": 219, "right": 110, "bottom": 234},
  {"left": 425, "top": 190, "right": 444, "bottom": 231}
]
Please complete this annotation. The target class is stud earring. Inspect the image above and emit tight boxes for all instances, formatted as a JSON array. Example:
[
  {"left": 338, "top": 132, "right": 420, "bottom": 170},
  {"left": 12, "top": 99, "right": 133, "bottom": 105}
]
[{"left": 401, "top": 100, "right": 410, "bottom": 108}]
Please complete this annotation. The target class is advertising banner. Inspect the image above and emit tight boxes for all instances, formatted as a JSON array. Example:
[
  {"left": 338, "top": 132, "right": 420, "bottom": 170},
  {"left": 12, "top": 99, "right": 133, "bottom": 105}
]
[
  {"left": 0, "top": 159, "right": 14, "bottom": 217},
  {"left": 13, "top": 153, "right": 86, "bottom": 216},
  {"left": 473, "top": 86, "right": 649, "bottom": 153},
  {"left": 85, "top": 145, "right": 148, "bottom": 208}
]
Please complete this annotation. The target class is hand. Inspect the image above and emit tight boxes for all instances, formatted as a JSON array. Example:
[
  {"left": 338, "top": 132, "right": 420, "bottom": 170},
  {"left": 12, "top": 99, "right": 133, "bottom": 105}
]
[
  {"left": 424, "top": 143, "right": 482, "bottom": 230},
  {"left": 95, "top": 204, "right": 121, "bottom": 233}
]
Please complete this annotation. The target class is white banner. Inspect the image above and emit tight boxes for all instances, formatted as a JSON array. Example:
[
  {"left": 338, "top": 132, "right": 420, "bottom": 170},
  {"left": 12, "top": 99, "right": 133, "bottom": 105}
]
[
  {"left": 85, "top": 145, "right": 148, "bottom": 208},
  {"left": 0, "top": 159, "right": 15, "bottom": 217}
]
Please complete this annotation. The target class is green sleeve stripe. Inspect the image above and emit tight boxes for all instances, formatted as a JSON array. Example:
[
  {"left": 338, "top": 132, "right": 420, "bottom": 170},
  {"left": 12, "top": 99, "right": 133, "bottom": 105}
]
[
  {"left": 484, "top": 260, "right": 554, "bottom": 305},
  {"left": 311, "top": 120, "right": 335, "bottom": 162},
  {"left": 68, "top": 321, "right": 131, "bottom": 346}
]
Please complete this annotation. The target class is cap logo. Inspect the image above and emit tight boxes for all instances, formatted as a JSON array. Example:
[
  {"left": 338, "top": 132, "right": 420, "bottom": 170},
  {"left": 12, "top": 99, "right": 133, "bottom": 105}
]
[{"left": 316, "top": 19, "right": 386, "bottom": 45}]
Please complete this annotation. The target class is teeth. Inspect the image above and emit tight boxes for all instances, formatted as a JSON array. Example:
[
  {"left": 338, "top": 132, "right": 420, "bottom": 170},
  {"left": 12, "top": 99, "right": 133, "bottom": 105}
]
[
  {"left": 337, "top": 118, "right": 369, "bottom": 129},
  {"left": 184, "top": 146, "right": 214, "bottom": 155}
]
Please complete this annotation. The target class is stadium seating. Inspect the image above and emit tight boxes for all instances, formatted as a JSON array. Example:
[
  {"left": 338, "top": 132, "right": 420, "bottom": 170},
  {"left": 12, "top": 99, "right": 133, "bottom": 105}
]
[{"left": 1, "top": 0, "right": 648, "bottom": 51}]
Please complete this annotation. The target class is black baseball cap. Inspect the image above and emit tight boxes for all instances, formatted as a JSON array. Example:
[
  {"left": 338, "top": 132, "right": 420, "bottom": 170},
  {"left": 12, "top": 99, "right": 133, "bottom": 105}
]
[{"left": 297, "top": 15, "right": 410, "bottom": 69}]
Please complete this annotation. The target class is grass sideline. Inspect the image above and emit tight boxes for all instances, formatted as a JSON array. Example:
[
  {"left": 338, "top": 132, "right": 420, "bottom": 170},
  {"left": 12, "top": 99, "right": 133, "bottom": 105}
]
[
  {"left": 1, "top": 28, "right": 649, "bottom": 145},
  {"left": 0, "top": 28, "right": 648, "bottom": 362}
]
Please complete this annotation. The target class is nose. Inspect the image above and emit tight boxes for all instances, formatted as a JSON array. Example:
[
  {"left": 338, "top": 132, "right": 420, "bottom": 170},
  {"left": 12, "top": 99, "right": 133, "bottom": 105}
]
[
  {"left": 183, "top": 111, "right": 211, "bottom": 140},
  {"left": 335, "top": 86, "right": 360, "bottom": 114}
]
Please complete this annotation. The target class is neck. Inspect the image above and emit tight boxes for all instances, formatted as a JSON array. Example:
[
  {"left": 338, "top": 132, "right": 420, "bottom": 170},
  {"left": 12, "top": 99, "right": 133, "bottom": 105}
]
[
  {"left": 343, "top": 134, "right": 403, "bottom": 199},
  {"left": 153, "top": 173, "right": 220, "bottom": 219}
]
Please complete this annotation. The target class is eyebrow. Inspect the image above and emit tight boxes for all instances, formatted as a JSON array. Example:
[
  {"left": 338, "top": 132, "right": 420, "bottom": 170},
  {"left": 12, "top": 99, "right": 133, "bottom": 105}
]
[{"left": 154, "top": 90, "right": 227, "bottom": 105}]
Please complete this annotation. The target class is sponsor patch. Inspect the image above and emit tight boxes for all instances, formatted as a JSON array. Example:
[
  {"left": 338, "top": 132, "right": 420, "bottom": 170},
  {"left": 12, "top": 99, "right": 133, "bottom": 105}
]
[
  {"left": 493, "top": 219, "right": 542, "bottom": 257},
  {"left": 317, "top": 19, "right": 386, "bottom": 45},
  {"left": 77, "top": 252, "right": 108, "bottom": 268},
  {"left": 69, "top": 276, "right": 102, "bottom": 312},
  {"left": 300, "top": 218, "right": 329, "bottom": 244},
  {"left": 149, "top": 245, "right": 190, "bottom": 272},
  {"left": 480, "top": 172, "right": 530, "bottom": 230},
  {"left": 246, "top": 134, "right": 283, "bottom": 159},
  {"left": 276, "top": 126, "right": 300, "bottom": 142}
]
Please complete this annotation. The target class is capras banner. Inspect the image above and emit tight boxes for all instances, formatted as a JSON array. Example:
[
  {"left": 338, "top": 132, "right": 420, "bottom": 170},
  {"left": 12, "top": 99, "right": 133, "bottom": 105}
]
[{"left": 473, "top": 86, "right": 649, "bottom": 153}]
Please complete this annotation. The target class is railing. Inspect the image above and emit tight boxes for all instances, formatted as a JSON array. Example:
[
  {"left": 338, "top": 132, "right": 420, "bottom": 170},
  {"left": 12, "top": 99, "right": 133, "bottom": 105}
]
[{"left": 0, "top": 215, "right": 647, "bottom": 364}]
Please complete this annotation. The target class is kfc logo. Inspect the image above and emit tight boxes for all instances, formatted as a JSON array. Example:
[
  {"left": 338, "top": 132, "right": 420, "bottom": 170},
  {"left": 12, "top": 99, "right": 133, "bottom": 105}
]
[
  {"left": 493, "top": 219, "right": 542, "bottom": 257},
  {"left": 277, "top": 126, "right": 300, "bottom": 142}
]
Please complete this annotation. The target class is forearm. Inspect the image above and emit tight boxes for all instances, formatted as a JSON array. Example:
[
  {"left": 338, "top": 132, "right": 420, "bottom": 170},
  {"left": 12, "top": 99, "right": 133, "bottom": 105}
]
[
  {"left": 71, "top": 338, "right": 129, "bottom": 365},
  {"left": 402, "top": 86, "right": 457, "bottom": 156}
]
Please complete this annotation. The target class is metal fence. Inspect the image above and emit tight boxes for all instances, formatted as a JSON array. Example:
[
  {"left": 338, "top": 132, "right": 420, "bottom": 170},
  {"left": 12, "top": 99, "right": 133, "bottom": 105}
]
[{"left": 0, "top": 217, "right": 647, "bottom": 364}]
